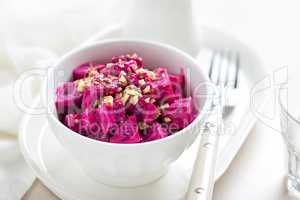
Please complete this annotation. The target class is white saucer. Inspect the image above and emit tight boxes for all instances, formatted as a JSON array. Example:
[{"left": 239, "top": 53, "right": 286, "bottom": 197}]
[{"left": 19, "top": 26, "right": 269, "bottom": 199}]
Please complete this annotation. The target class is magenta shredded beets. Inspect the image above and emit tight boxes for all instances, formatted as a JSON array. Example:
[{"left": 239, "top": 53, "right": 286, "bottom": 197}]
[
  {"left": 55, "top": 53, "right": 198, "bottom": 143},
  {"left": 55, "top": 82, "right": 82, "bottom": 114},
  {"left": 81, "top": 85, "right": 104, "bottom": 110},
  {"left": 110, "top": 115, "right": 141, "bottom": 144},
  {"left": 143, "top": 122, "right": 168, "bottom": 142}
]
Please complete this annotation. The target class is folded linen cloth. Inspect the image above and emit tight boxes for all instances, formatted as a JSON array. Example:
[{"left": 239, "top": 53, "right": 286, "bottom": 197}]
[
  {"left": 0, "top": 0, "right": 200, "bottom": 198},
  {"left": 0, "top": 34, "right": 58, "bottom": 199},
  {"left": 0, "top": 0, "right": 124, "bottom": 198}
]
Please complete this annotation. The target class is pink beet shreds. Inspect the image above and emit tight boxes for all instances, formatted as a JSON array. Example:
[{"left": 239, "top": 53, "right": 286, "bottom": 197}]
[{"left": 55, "top": 53, "right": 198, "bottom": 143}]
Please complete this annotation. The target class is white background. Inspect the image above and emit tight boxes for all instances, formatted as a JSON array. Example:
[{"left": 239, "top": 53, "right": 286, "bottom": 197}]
[{"left": 1, "top": 0, "right": 300, "bottom": 199}]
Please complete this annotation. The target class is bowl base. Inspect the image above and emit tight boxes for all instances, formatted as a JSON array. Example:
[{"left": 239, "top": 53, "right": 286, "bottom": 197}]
[{"left": 84, "top": 165, "right": 170, "bottom": 188}]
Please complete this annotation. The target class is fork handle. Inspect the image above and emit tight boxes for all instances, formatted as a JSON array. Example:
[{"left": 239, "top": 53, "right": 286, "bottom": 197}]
[{"left": 186, "top": 131, "right": 220, "bottom": 200}]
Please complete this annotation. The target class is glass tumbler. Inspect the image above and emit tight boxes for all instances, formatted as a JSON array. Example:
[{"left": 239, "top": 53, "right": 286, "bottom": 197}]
[{"left": 279, "top": 79, "right": 300, "bottom": 196}]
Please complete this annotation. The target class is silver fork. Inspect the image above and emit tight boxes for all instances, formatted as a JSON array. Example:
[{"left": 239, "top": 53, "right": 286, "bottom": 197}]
[{"left": 186, "top": 50, "right": 240, "bottom": 200}]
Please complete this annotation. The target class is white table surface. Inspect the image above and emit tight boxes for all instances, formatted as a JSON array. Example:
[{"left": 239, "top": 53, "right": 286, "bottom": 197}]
[
  {"left": 21, "top": 123, "right": 292, "bottom": 200},
  {"left": 16, "top": 0, "right": 300, "bottom": 199}
]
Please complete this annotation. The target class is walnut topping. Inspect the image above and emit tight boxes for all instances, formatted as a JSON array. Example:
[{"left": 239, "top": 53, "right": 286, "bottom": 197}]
[
  {"left": 118, "top": 75, "right": 128, "bottom": 86},
  {"left": 136, "top": 68, "right": 156, "bottom": 80},
  {"left": 88, "top": 69, "right": 99, "bottom": 77},
  {"left": 143, "top": 85, "right": 151, "bottom": 94},
  {"left": 97, "top": 73, "right": 104, "bottom": 80},
  {"left": 103, "top": 96, "right": 114, "bottom": 106},
  {"left": 164, "top": 117, "right": 172, "bottom": 123},
  {"left": 120, "top": 70, "right": 126, "bottom": 76},
  {"left": 75, "top": 78, "right": 92, "bottom": 92},
  {"left": 86, "top": 78, "right": 93, "bottom": 87},
  {"left": 121, "top": 85, "right": 142, "bottom": 105},
  {"left": 121, "top": 93, "right": 130, "bottom": 104},
  {"left": 129, "top": 95, "right": 139, "bottom": 105},
  {"left": 138, "top": 79, "right": 146, "bottom": 86},
  {"left": 148, "top": 71, "right": 156, "bottom": 80},
  {"left": 75, "top": 79, "right": 86, "bottom": 92},
  {"left": 135, "top": 68, "right": 148, "bottom": 75},
  {"left": 125, "top": 85, "right": 142, "bottom": 96}
]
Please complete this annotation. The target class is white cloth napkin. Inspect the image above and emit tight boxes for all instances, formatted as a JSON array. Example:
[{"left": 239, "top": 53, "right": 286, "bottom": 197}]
[
  {"left": 0, "top": 0, "right": 201, "bottom": 198},
  {"left": 0, "top": 0, "right": 127, "bottom": 198},
  {"left": 0, "top": 37, "right": 59, "bottom": 199}
]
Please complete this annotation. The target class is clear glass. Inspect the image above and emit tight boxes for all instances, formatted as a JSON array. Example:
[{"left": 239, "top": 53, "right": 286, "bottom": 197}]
[{"left": 279, "top": 79, "right": 300, "bottom": 197}]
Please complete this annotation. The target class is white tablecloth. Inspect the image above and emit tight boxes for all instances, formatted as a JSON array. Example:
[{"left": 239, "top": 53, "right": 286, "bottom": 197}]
[{"left": 22, "top": 123, "right": 291, "bottom": 200}]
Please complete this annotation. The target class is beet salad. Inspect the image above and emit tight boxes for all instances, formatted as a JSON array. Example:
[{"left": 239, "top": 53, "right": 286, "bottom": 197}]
[{"left": 55, "top": 53, "right": 197, "bottom": 143}]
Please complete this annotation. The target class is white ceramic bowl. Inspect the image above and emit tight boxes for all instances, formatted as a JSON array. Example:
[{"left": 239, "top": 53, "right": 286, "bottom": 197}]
[{"left": 46, "top": 40, "right": 211, "bottom": 187}]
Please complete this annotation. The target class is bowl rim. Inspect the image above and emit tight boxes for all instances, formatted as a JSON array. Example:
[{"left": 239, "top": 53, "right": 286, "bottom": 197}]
[{"left": 46, "top": 39, "right": 212, "bottom": 147}]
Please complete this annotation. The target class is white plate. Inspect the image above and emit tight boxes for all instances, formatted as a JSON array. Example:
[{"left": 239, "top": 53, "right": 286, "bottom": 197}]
[{"left": 19, "top": 26, "right": 268, "bottom": 199}]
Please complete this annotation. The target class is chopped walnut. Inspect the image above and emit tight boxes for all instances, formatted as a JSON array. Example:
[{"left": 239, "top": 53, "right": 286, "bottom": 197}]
[
  {"left": 136, "top": 68, "right": 156, "bottom": 80},
  {"left": 103, "top": 96, "right": 114, "bottom": 106},
  {"left": 121, "top": 93, "right": 130, "bottom": 104},
  {"left": 143, "top": 85, "right": 151, "bottom": 94},
  {"left": 138, "top": 79, "right": 146, "bottom": 86},
  {"left": 125, "top": 85, "right": 142, "bottom": 96},
  {"left": 88, "top": 69, "right": 99, "bottom": 77},
  {"left": 118, "top": 75, "right": 128, "bottom": 86},
  {"left": 120, "top": 85, "right": 142, "bottom": 105},
  {"left": 120, "top": 70, "right": 126, "bottom": 76},
  {"left": 148, "top": 71, "right": 156, "bottom": 80},
  {"left": 164, "top": 117, "right": 172, "bottom": 123},
  {"left": 129, "top": 95, "right": 139, "bottom": 105},
  {"left": 75, "top": 79, "right": 86, "bottom": 92},
  {"left": 135, "top": 68, "right": 147, "bottom": 75}
]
